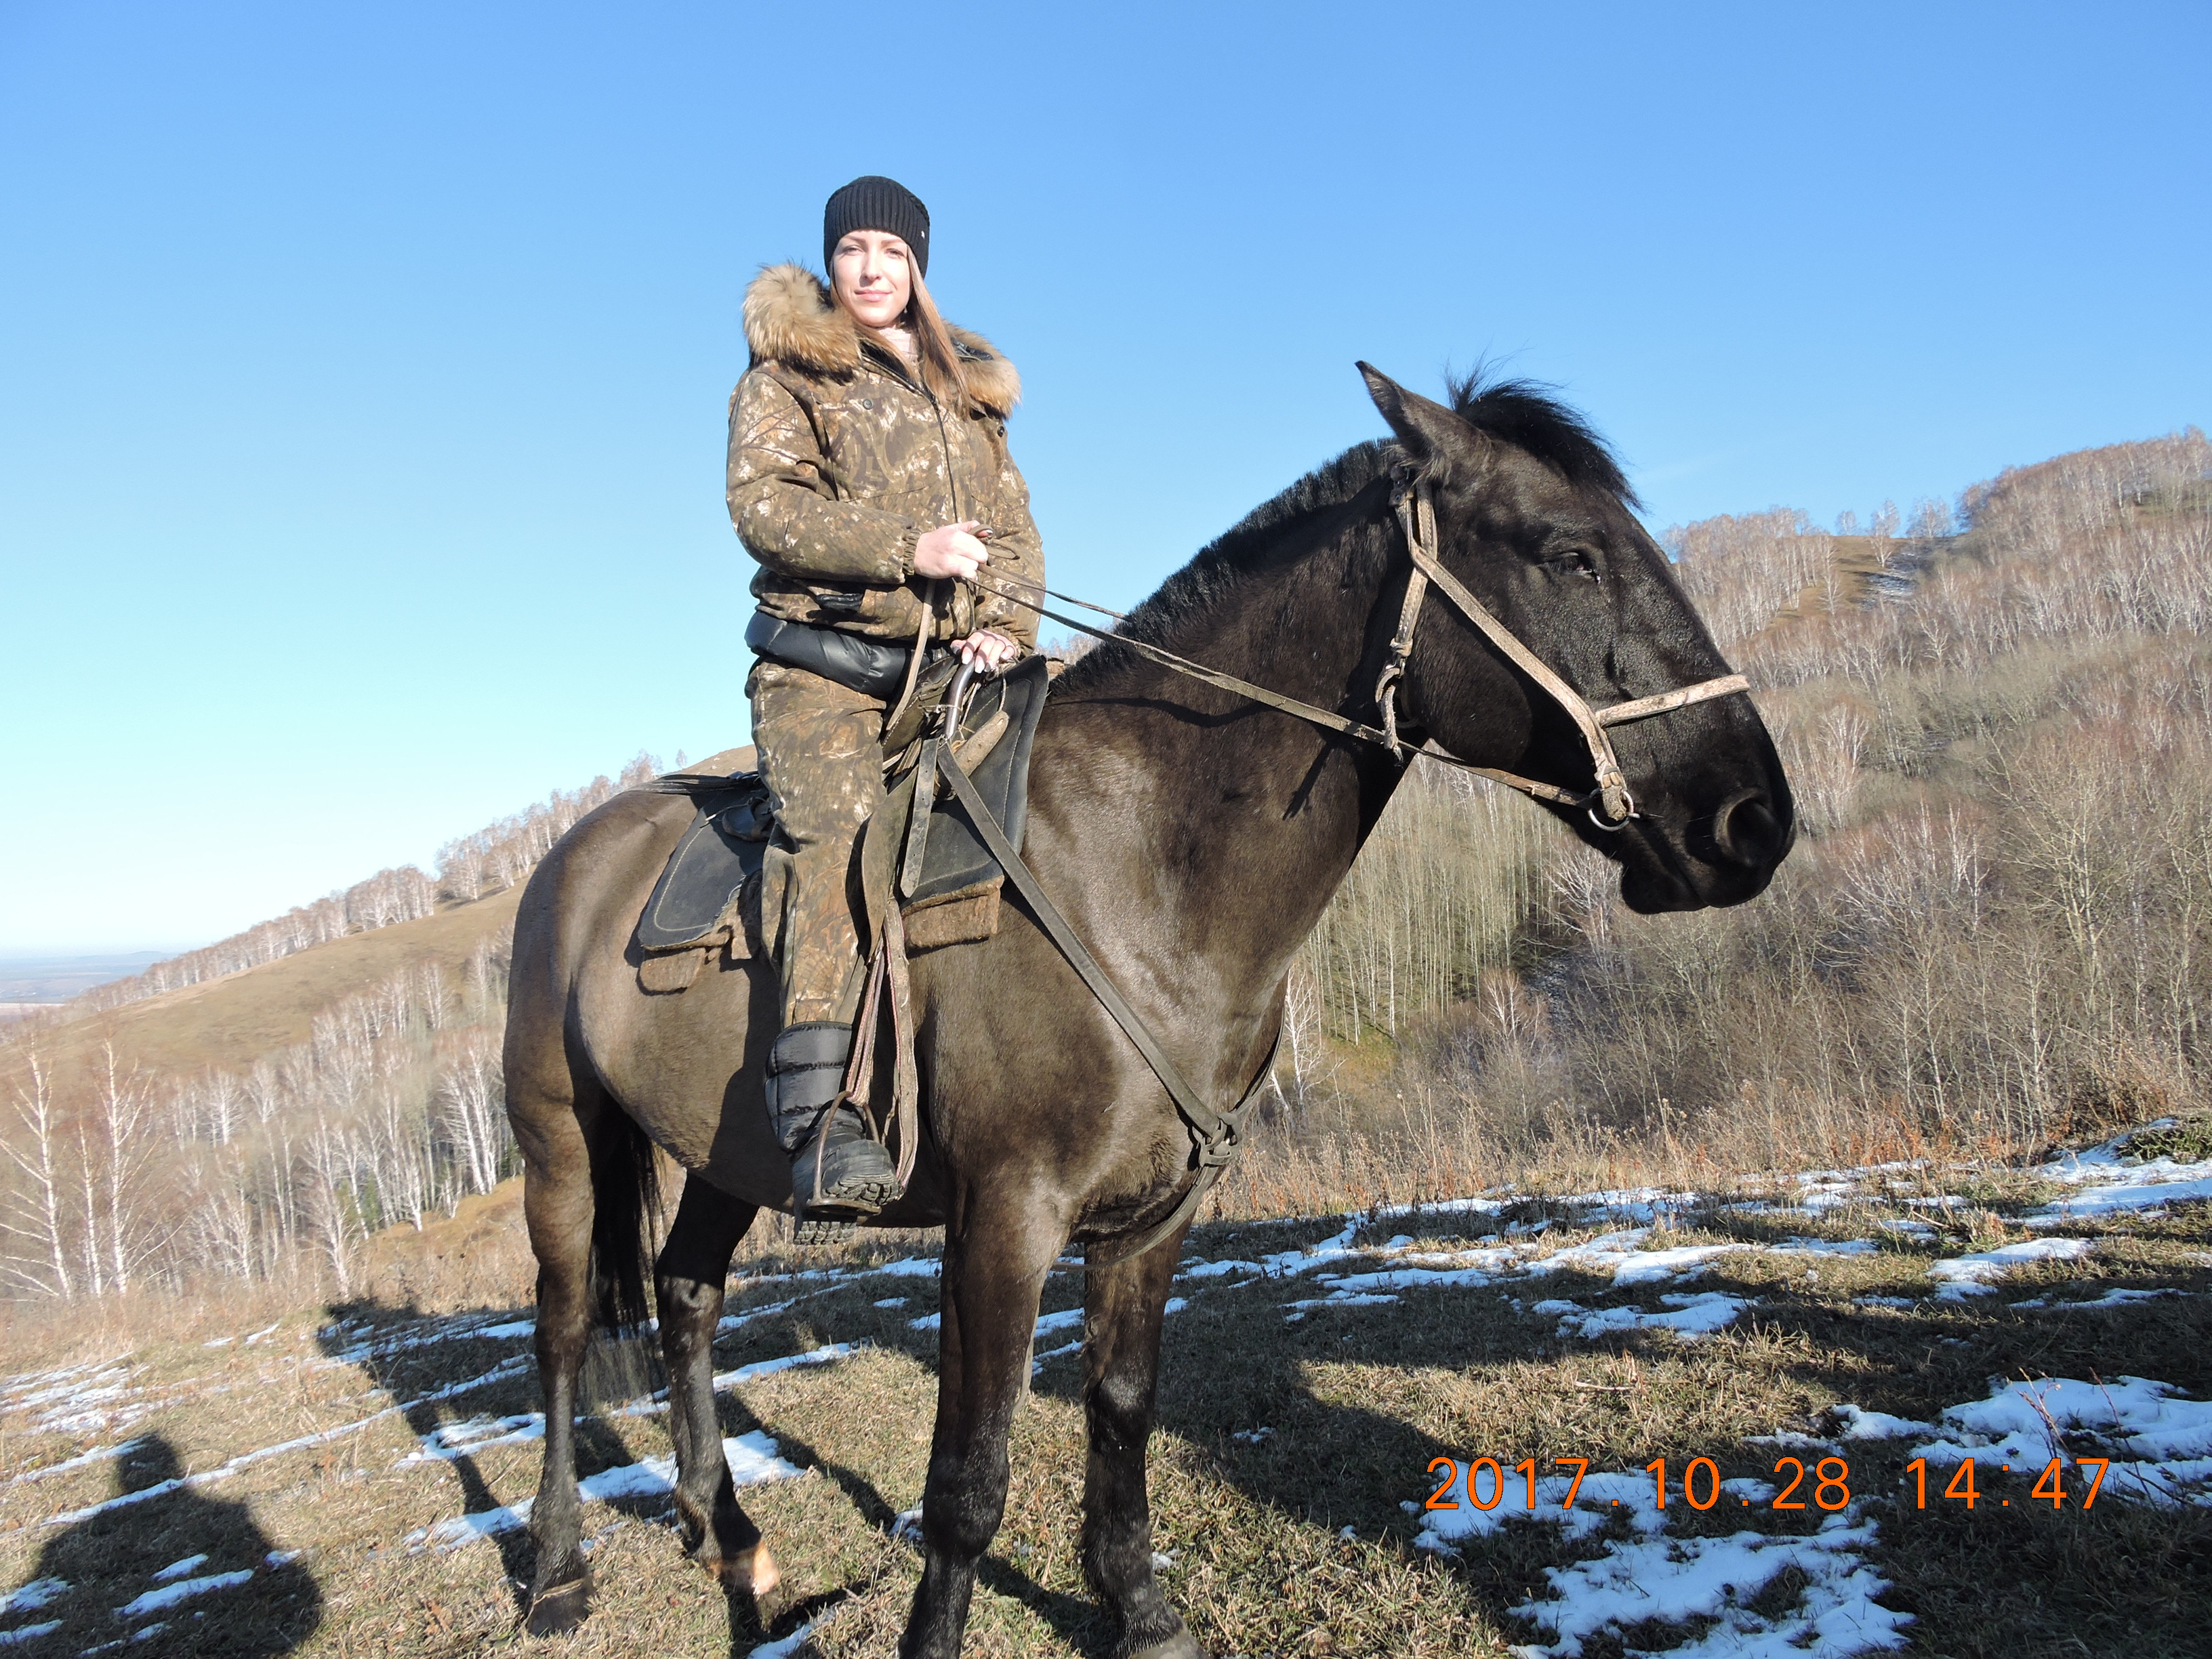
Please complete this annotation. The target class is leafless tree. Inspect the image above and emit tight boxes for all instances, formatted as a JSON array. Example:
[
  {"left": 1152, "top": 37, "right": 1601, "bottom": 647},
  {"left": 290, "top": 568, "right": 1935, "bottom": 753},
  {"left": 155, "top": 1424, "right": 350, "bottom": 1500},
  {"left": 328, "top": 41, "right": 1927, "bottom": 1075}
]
[{"left": 1, "top": 1057, "right": 75, "bottom": 1298}]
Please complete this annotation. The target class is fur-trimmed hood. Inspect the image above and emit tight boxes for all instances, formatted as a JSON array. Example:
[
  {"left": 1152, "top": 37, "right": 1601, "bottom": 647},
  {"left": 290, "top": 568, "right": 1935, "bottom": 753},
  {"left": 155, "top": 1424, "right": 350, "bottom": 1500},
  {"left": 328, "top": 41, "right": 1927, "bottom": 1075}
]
[{"left": 743, "top": 263, "right": 1021, "bottom": 417}]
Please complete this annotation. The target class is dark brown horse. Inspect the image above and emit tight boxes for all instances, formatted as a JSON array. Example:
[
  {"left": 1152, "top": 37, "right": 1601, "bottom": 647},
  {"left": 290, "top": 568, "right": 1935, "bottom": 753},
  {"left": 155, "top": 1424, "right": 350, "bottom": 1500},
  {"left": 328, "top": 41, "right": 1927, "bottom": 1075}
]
[{"left": 504, "top": 367, "right": 1795, "bottom": 1658}]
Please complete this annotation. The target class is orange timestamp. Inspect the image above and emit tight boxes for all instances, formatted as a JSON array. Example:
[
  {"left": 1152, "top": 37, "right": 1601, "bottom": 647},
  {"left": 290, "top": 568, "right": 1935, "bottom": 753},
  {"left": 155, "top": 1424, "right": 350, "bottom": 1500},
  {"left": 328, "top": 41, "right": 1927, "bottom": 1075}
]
[
  {"left": 1902, "top": 1456, "right": 2110, "bottom": 1509},
  {"left": 1425, "top": 1454, "right": 2114, "bottom": 1513}
]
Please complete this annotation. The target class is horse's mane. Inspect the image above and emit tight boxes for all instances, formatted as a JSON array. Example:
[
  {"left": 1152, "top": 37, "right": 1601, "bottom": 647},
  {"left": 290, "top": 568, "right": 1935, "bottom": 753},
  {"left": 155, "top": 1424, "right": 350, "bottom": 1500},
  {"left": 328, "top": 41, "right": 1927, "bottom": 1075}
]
[
  {"left": 1445, "top": 369, "right": 1637, "bottom": 508},
  {"left": 1067, "top": 372, "right": 1633, "bottom": 672}
]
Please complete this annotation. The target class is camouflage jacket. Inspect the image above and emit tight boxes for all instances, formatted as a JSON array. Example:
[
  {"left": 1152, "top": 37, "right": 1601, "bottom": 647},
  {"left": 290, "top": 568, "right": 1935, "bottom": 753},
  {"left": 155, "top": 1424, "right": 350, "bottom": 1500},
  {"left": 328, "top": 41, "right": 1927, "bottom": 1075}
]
[{"left": 727, "top": 264, "right": 1042, "bottom": 647}]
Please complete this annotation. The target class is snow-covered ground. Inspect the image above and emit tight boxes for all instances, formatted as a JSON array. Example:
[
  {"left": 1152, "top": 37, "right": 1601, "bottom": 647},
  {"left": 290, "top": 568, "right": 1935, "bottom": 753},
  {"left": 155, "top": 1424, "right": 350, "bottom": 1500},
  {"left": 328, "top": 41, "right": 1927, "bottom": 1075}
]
[
  {"left": 1406, "top": 1367, "right": 2212, "bottom": 1656},
  {"left": 1412, "top": 1465, "right": 1910, "bottom": 1658},
  {"left": 2028, "top": 1123, "right": 2212, "bottom": 1225}
]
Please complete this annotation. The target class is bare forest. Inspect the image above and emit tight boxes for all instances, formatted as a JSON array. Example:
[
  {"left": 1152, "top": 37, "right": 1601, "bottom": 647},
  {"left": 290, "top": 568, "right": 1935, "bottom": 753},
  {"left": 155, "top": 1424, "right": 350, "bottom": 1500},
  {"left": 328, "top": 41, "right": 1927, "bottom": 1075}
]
[
  {"left": 4, "top": 428, "right": 2208, "bottom": 1305},
  {"left": 0, "top": 757, "right": 672, "bottom": 1305},
  {"left": 1268, "top": 427, "right": 2212, "bottom": 1199}
]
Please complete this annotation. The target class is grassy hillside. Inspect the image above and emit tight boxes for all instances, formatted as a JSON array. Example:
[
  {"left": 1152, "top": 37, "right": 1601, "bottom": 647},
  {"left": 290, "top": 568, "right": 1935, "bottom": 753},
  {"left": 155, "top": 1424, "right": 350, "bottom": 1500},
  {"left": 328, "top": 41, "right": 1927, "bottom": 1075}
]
[{"left": 28, "top": 887, "right": 523, "bottom": 1082}]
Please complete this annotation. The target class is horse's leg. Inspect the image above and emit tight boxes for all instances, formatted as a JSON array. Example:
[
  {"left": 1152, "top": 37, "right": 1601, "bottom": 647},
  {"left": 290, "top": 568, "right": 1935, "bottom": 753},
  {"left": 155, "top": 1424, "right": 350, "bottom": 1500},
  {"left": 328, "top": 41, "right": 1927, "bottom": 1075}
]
[
  {"left": 901, "top": 1208, "right": 1062, "bottom": 1659},
  {"left": 1080, "top": 1231, "right": 1202, "bottom": 1659},
  {"left": 654, "top": 1178, "right": 776, "bottom": 1593},
  {"left": 516, "top": 1086, "right": 607, "bottom": 1635}
]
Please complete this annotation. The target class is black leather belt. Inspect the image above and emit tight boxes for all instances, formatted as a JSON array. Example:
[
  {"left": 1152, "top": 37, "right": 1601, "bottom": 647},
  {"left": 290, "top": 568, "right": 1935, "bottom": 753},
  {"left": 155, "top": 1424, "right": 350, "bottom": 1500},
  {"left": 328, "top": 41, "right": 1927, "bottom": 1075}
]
[{"left": 745, "top": 612, "right": 915, "bottom": 701}]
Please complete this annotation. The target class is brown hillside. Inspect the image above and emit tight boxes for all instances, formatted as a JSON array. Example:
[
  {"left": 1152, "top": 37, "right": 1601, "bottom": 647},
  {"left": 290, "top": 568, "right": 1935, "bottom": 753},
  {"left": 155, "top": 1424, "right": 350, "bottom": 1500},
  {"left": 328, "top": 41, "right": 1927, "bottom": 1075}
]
[
  {"left": 356, "top": 1174, "right": 534, "bottom": 1311},
  {"left": 39, "top": 744, "right": 755, "bottom": 1086},
  {"left": 43, "top": 884, "right": 523, "bottom": 1079}
]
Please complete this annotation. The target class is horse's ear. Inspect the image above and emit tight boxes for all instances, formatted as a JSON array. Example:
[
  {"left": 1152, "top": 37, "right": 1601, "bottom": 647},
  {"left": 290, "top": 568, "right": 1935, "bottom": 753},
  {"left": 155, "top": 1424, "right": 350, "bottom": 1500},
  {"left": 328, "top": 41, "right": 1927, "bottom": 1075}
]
[{"left": 1357, "top": 363, "right": 1483, "bottom": 478}]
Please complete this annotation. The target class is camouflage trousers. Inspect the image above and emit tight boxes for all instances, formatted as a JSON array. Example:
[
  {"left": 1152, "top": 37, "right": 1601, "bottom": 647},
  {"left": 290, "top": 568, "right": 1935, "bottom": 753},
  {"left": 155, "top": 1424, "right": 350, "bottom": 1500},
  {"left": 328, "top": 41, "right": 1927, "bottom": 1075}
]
[{"left": 746, "top": 659, "right": 888, "bottom": 1029}]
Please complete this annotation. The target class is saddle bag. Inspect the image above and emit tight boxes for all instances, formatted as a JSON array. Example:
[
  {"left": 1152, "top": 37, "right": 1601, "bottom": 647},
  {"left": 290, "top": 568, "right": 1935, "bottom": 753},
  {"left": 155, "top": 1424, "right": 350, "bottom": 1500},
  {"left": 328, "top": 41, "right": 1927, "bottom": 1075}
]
[{"left": 745, "top": 612, "right": 917, "bottom": 701}]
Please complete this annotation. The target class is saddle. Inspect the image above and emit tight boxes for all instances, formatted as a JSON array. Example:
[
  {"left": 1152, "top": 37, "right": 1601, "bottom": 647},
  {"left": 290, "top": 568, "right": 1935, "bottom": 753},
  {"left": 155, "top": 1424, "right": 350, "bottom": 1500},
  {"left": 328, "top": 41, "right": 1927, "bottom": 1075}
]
[
  {"left": 635, "top": 649, "right": 1269, "bottom": 1264},
  {"left": 631, "top": 653, "right": 1054, "bottom": 991}
]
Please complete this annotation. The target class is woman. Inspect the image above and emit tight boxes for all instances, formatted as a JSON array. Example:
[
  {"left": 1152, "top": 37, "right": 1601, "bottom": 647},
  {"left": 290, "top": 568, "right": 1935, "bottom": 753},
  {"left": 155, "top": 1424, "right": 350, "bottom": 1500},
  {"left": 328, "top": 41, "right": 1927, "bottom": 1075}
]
[{"left": 727, "top": 175, "right": 1042, "bottom": 1231}]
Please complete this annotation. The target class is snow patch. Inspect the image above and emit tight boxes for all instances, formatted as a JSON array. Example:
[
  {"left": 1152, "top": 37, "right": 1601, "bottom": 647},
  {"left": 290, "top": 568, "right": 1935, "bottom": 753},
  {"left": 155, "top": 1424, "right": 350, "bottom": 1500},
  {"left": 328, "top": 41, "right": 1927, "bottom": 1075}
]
[
  {"left": 114, "top": 1569, "right": 253, "bottom": 1618},
  {"left": 422, "top": 1431, "right": 802, "bottom": 1549},
  {"left": 0, "top": 1578, "right": 66, "bottom": 1617},
  {"left": 1927, "top": 1237, "right": 2094, "bottom": 1297},
  {"left": 710, "top": 1344, "right": 856, "bottom": 1391},
  {"left": 1412, "top": 1465, "right": 1909, "bottom": 1657},
  {"left": 1829, "top": 1405, "right": 1936, "bottom": 1441},
  {"left": 7, "top": 1437, "right": 145, "bottom": 1488},
  {"left": 1538, "top": 1292, "right": 1750, "bottom": 1342},
  {"left": 1907, "top": 1374, "right": 2212, "bottom": 1504}
]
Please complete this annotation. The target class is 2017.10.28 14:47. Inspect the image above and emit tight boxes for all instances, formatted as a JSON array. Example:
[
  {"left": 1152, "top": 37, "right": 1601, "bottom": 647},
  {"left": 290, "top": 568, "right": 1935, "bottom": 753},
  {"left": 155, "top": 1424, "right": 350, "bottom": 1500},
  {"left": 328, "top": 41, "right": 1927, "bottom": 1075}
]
[{"left": 1427, "top": 1454, "right": 2114, "bottom": 1514}]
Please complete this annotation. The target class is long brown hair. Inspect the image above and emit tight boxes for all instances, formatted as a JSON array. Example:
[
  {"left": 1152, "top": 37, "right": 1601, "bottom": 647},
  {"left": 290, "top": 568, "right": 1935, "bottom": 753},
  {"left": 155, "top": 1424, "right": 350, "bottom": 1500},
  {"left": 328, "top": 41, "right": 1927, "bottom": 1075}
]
[
  {"left": 832, "top": 247, "right": 972, "bottom": 411},
  {"left": 899, "top": 268, "right": 973, "bottom": 411}
]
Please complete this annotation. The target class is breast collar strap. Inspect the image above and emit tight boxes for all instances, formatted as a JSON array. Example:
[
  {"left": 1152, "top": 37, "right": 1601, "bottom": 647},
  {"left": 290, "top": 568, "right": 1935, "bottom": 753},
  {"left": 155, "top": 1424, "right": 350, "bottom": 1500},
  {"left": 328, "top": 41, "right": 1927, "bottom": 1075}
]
[{"left": 1377, "top": 477, "right": 1750, "bottom": 829}]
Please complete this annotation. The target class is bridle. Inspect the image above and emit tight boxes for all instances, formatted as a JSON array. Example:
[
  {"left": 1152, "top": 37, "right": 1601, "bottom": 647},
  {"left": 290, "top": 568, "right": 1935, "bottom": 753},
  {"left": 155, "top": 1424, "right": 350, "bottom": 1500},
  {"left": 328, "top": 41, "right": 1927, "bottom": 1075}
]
[
  {"left": 1379, "top": 478, "right": 1750, "bottom": 828},
  {"left": 965, "top": 473, "right": 1750, "bottom": 829}
]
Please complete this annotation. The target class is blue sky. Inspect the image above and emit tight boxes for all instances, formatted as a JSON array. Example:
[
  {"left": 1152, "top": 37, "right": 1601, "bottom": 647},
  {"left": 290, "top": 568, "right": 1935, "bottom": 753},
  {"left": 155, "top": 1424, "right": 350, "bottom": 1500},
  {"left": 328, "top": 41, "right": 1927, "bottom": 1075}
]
[{"left": 3, "top": 1, "right": 2206, "bottom": 953}]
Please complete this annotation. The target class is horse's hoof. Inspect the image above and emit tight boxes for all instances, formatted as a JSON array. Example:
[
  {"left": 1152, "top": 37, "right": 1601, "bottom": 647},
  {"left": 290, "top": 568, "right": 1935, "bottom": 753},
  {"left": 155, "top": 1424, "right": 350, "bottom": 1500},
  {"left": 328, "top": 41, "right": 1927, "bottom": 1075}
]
[
  {"left": 523, "top": 1575, "right": 591, "bottom": 1637},
  {"left": 695, "top": 1540, "right": 780, "bottom": 1597}
]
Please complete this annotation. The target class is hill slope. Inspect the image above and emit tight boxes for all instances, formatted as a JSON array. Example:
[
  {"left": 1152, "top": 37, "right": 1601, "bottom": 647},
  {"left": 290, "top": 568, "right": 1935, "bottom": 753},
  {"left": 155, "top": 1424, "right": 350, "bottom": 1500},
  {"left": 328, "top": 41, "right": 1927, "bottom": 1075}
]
[
  {"left": 34, "top": 886, "right": 523, "bottom": 1080},
  {"left": 3, "top": 1153, "right": 2208, "bottom": 1657}
]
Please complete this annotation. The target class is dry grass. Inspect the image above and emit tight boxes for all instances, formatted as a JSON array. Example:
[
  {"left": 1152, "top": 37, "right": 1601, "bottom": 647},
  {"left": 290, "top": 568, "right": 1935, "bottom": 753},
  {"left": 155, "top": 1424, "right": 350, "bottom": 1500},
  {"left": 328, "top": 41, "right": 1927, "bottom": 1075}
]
[
  {"left": 1206, "top": 1060, "right": 2043, "bottom": 1230},
  {"left": 23, "top": 888, "right": 521, "bottom": 1082},
  {"left": 4, "top": 1146, "right": 2209, "bottom": 1658}
]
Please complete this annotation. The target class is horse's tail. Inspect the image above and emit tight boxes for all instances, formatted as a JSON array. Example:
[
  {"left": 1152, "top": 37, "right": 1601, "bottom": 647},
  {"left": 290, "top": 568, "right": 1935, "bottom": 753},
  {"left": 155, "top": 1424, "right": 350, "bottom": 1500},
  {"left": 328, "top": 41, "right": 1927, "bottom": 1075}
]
[{"left": 581, "top": 1113, "right": 664, "bottom": 1408}]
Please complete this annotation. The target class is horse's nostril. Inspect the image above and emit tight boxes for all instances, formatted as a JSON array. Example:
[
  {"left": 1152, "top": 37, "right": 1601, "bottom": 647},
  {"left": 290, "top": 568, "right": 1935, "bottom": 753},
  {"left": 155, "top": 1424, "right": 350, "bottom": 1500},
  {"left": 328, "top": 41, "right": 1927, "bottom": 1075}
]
[{"left": 1713, "top": 790, "right": 1783, "bottom": 868}]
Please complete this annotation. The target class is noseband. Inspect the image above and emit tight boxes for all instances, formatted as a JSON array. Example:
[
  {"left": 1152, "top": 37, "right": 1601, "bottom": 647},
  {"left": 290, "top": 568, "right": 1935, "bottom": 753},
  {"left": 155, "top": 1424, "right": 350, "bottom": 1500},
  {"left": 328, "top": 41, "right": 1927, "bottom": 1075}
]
[{"left": 1376, "top": 480, "right": 1749, "bottom": 827}]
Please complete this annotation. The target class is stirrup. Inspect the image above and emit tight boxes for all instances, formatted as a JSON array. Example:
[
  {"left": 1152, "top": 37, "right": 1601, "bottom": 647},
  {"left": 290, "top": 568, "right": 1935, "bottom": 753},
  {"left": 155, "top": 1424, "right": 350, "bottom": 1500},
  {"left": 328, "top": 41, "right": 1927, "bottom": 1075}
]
[
  {"left": 766, "top": 1021, "right": 902, "bottom": 1240},
  {"left": 790, "top": 1108, "right": 902, "bottom": 1222}
]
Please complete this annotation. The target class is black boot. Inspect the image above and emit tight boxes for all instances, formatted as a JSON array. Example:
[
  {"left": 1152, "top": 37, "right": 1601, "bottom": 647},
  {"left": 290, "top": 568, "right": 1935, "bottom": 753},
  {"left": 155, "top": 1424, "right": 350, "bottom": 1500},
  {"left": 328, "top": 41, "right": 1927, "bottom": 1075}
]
[{"left": 765, "top": 1022, "right": 901, "bottom": 1242}]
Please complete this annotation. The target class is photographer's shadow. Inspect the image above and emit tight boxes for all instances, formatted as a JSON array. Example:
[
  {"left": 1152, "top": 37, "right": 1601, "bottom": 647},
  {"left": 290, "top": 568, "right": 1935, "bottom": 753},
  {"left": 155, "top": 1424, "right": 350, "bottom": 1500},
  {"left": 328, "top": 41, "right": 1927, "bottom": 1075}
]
[{"left": 5, "top": 1434, "right": 320, "bottom": 1655}]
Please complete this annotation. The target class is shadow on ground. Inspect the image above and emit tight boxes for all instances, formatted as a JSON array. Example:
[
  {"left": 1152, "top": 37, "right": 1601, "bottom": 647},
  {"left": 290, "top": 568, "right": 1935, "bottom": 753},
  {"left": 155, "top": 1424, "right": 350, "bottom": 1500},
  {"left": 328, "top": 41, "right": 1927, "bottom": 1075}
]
[
  {"left": 315, "top": 1297, "right": 836, "bottom": 1656},
  {"left": 5, "top": 1433, "right": 321, "bottom": 1656}
]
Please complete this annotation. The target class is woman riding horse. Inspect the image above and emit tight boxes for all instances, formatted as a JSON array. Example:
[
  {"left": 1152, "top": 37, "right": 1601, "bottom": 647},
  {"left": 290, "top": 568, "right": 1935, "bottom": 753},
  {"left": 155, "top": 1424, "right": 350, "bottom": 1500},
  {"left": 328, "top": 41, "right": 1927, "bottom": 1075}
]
[{"left": 727, "top": 176, "right": 1042, "bottom": 1231}]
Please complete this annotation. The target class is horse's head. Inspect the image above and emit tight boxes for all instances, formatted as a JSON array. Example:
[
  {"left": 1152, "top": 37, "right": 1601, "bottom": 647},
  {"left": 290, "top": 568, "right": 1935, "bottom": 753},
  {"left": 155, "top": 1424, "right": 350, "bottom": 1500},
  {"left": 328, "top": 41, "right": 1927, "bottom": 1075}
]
[{"left": 1360, "top": 364, "right": 1794, "bottom": 912}]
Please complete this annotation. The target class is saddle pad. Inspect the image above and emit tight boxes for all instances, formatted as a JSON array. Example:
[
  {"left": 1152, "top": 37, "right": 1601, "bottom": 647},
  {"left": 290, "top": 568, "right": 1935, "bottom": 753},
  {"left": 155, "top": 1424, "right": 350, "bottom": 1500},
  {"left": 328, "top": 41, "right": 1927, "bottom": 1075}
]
[
  {"left": 636, "top": 653, "right": 1051, "bottom": 954},
  {"left": 903, "top": 652, "right": 1052, "bottom": 905},
  {"left": 635, "top": 777, "right": 773, "bottom": 952}
]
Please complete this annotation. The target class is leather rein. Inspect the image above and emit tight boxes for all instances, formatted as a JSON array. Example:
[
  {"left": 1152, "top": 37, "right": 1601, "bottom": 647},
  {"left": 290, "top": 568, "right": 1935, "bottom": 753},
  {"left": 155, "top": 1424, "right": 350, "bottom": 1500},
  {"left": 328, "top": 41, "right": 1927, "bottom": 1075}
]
[
  {"left": 971, "top": 477, "right": 1749, "bottom": 830},
  {"left": 895, "top": 476, "right": 1750, "bottom": 1263}
]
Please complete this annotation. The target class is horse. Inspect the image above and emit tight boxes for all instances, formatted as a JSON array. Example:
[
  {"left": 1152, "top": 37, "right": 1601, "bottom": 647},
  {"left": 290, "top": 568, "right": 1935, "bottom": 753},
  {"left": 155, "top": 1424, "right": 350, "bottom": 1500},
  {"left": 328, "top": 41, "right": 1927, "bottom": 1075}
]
[{"left": 502, "top": 365, "right": 1795, "bottom": 1658}]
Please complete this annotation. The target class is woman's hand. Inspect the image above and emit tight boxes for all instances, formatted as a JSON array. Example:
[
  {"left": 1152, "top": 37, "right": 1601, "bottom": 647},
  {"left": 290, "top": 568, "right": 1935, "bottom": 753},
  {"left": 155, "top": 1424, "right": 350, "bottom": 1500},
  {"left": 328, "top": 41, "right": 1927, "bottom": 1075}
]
[
  {"left": 914, "top": 520, "right": 990, "bottom": 581},
  {"left": 954, "top": 629, "right": 1020, "bottom": 672}
]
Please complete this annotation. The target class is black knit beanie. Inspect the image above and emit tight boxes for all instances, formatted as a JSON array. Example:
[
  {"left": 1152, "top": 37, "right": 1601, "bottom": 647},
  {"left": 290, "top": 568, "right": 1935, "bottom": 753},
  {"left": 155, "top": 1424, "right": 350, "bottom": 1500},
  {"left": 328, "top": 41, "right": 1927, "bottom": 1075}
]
[{"left": 823, "top": 176, "right": 931, "bottom": 278}]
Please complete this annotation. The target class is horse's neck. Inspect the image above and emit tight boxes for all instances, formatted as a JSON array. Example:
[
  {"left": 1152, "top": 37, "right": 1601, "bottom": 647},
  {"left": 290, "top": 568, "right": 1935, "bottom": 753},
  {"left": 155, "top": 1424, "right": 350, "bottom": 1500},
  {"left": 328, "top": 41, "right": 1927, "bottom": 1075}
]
[{"left": 1076, "top": 501, "right": 1406, "bottom": 975}]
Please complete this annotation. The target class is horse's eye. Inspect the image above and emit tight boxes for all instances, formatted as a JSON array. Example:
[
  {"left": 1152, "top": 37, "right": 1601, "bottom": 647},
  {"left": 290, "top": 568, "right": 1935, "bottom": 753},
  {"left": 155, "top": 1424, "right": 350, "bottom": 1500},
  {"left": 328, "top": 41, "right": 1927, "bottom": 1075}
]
[{"left": 1549, "top": 548, "right": 1601, "bottom": 583}]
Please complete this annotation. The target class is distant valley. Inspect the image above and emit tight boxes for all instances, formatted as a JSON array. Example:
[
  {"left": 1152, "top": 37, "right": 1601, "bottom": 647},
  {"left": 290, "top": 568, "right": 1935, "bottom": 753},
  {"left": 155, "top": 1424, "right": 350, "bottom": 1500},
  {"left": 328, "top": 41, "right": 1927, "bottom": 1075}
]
[{"left": 0, "top": 952, "right": 176, "bottom": 1009}]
